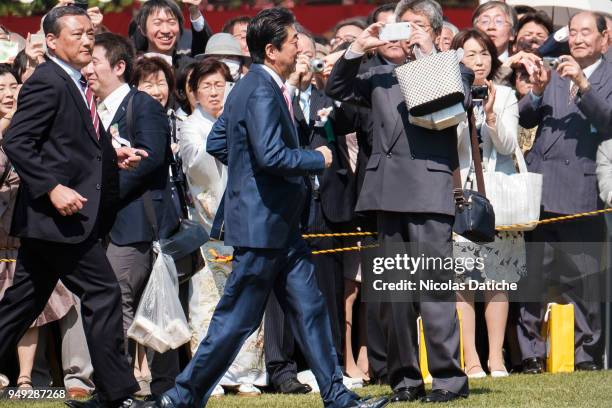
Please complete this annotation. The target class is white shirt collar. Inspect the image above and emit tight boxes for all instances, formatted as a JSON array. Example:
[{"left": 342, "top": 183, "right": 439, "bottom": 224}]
[
  {"left": 260, "top": 64, "right": 286, "bottom": 90},
  {"left": 48, "top": 54, "right": 87, "bottom": 103},
  {"left": 582, "top": 57, "right": 603, "bottom": 80},
  {"left": 498, "top": 49, "right": 509, "bottom": 63},
  {"left": 99, "top": 83, "right": 131, "bottom": 130}
]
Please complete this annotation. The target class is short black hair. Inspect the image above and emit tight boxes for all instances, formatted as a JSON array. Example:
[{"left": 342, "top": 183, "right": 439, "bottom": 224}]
[
  {"left": 11, "top": 51, "right": 28, "bottom": 83},
  {"left": 222, "top": 16, "right": 252, "bottom": 35},
  {"left": 514, "top": 5, "right": 537, "bottom": 16},
  {"left": 0, "top": 64, "right": 17, "bottom": 83},
  {"left": 516, "top": 11, "right": 554, "bottom": 37},
  {"left": 43, "top": 5, "right": 89, "bottom": 36},
  {"left": 247, "top": 7, "right": 296, "bottom": 65},
  {"left": 94, "top": 33, "right": 136, "bottom": 83},
  {"left": 569, "top": 11, "right": 607, "bottom": 34},
  {"left": 176, "top": 59, "right": 198, "bottom": 114},
  {"left": 332, "top": 17, "right": 367, "bottom": 37},
  {"left": 135, "top": 0, "right": 184, "bottom": 48},
  {"left": 367, "top": 3, "right": 397, "bottom": 25}
]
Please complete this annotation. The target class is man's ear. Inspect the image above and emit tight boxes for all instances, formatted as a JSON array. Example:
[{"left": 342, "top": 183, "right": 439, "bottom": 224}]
[
  {"left": 46, "top": 33, "right": 57, "bottom": 53},
  {"left": 114, "top": 60, "right": 127, "bottom": 79},
  {"left": 264, "top": 43, "right": 277, "bottom": 63}
]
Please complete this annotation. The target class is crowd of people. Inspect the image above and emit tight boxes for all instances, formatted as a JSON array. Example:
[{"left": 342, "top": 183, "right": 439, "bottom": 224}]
[{"left": 0, "top": 0, "right": 610, "bottom": 407}]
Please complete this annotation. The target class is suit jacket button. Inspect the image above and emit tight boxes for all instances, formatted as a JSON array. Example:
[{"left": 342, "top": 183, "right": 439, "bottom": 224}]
[
  {"left": 565, "top": 159, "right": 570, "bottom": 165},
  {"left": 411, "top": 154, "right": 415, "bottom": 160},
  {"left": 96, "top": 184, "right": 101, "bottom": 190},
  {"left": 386, "top": 152, "right": 392, "bottom": 158},
  {"left": 96, "top": 155, "right": 101, "bottom": 161}
]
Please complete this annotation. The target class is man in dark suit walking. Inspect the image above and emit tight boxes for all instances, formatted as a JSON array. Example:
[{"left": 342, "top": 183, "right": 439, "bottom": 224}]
[
  {"left": 156, "top": 8, "right": 386, "bottom": 408},
  {"left": 0, "top": 6, "right": 150, "bottom": 408},
  {"left": 326, "top": 1, "right": 470, "bottom": 403},
  {"left": 516, "top": 11, "right": 611, "bottom": 374},
  {"left": 83, "top": 32, "right": 181, "bottom": 396}
]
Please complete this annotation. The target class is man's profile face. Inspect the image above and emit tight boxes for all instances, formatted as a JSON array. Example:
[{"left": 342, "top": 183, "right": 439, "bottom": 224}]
[
  {"left": 270, "top": 25, "right": 299, "bottom": 78},
  {"left": 47, "top": 15, "right": 94, "bottom": 69}
]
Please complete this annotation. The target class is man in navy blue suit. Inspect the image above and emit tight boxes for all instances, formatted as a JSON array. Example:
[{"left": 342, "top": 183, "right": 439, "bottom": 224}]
[{"left": 157, "top": 8, "right": 387, "bottom": 408}]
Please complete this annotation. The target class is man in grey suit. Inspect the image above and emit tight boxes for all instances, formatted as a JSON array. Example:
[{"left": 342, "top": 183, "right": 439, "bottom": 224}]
[
  {"left": 517, "top": 11, "right": 611, "bottom": 374},
  {"left": 326, "top": 0, "right": 470, "bottom": 403}
]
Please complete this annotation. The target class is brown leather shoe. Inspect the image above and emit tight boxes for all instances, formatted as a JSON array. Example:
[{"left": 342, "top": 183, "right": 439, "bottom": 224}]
[{"left": 67, "top": 387, "right": 90, "bottom": 399}]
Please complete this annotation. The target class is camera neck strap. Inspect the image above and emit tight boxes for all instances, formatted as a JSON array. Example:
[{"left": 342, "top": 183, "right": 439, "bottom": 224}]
[{"left": 453, "top": 107, "right": 487, "bottom": 203}]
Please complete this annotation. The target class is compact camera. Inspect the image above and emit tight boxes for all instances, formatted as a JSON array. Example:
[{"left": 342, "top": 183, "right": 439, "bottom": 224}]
[
  {"left": 470, "top": 85, "right": 488, "bottom": 100},
  {"left": 543, "top": 56, "right": 562, "bottom": 70},
  {"left": 310, "top": 58, "right": 325, "bottom": 73},
  {"left": 379, "top": 22, "right": 412, "bottom": 42}
]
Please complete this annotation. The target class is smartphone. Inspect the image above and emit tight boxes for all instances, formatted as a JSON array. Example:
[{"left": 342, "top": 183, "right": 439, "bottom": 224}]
[
  {"left": 0, "top": 40, "right": 19, "bottom": 64},
  {"left": 379, "top": 22, "right": 412, "bottom": 42},
  {"left": 74, "top": 0, "right": 88, "bottom": 10}
]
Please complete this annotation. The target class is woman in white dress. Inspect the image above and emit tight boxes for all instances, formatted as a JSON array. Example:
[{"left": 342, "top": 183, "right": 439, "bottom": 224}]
[
  {"left": 451, "top": 29, "right": 526, "bottom": 379},
  {"left": 178, "top": 59, "right": 266, "bottom": 397}
]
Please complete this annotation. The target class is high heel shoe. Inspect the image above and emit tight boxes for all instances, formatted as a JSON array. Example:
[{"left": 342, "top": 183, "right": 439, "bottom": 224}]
[{"left": 488, "top": 361, "right": 509, "bottom": 378}]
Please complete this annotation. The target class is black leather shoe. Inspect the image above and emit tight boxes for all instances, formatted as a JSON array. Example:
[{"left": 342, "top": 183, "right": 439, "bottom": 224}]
[
  {"left": 522, "top": 357, "right": 544, "bottom": 374},
  {"left": 277, "top": 378, "right": 312, "bottom": 394},
  {"left": 575, "top": 361, "right": 600, "bottom": 371},
  {"left": 422, "top": 389, "right": 467, "bottom": 403},
  {"left": 65, "top": 395, "right": 102, "bottom": 408},
  {"left": 345, "top": 396, "right": 389, "bottom": 408},
  {"left": 389, "top": 386, "right": 426, "bottom": 402}
]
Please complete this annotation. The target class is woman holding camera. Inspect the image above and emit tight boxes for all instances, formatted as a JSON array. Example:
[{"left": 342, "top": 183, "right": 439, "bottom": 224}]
[{"left": 451, "top": 29, "right": 525, "bottom": 379}]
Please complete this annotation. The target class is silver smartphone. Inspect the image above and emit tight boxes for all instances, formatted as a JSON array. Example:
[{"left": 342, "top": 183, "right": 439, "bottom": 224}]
[{"left": 379, "top": 22, "right": 412, "bottom": 42}]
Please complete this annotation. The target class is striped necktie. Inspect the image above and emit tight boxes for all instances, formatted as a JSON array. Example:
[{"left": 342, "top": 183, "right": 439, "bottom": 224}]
[{"left": 79, "top": 76, "right": 100, "bottom": 139}]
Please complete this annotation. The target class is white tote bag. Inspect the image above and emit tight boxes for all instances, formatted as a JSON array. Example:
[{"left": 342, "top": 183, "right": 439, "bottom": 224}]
[{"left": 483, "top": 147, "right": 542, "bottom": 231}]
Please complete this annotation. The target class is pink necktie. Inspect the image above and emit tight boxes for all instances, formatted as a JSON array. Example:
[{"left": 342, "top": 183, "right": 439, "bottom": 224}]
[
  {"left": 80, "top": 75, "right": 100, "bottom": 139},
  {"left": 281, "top": 84, "right": 295, "bottom": 123}
]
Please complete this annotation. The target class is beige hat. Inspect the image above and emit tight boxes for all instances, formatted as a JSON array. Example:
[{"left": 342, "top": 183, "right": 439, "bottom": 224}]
[{"left": 202, "top": 33, "right": 244, "bottom": 58}]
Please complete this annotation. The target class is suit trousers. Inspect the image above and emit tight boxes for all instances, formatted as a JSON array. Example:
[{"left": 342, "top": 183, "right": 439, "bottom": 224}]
[
  {"left": 517, "top": 214, "right": 604, "bottom": 364},
  {"left": 106, "top": 242, "right": 180, "bottom": 395},
  {"left": 377, "top": 212, "right": 468, "bottom": 395},
  {"left": 164, "top": 238, "right": 358, "bottom": 408},
  {"left": 265, "top": 200, "right": 344, "bottom": 388},
  {"left": 0, "top": 237, "right": 138, "bottom": 401}
]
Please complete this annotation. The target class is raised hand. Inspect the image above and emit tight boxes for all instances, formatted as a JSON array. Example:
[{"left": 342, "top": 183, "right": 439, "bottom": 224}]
[
  {"left": 115, "top": 147, "right": 148, "bottom": 170},
  {"left": 556, "top": 55, "right": 589, "bottom": 92},
  {"left": 350, "top": 22, "right": 389, "bottom": 54}
]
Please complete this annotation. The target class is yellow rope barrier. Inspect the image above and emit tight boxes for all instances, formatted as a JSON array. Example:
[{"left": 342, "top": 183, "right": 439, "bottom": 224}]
[
  {"left": 495, "top": 208, "right": 612, "bottom": 231},
  {"left": 0, "top": 259, "right": 16, "bottom": 263},
  {"left": 302, "top": 231, "right": 376, "bottom": 239},
  {"left": 311, "top": 244, "right": 379, "bottom": 255}
]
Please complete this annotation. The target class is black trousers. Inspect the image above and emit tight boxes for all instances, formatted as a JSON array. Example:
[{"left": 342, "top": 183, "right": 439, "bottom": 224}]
[
  {"left": 0, "top": 236, "right": 138, "bottom": 401},
  {"left": 376, "top": 211, "right": 468, "bottom": 395},
  {"left": 517, "top": 214, "right": 605, "bottom": 364},
  {"left": 264, "top": 199, "right": 344, "bottom": 388}
]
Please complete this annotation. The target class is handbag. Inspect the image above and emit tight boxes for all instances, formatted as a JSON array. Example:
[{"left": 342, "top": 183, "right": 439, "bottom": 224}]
[
  {"left": 125, "top": 94, "right": 208, "bottom": 283},
  {"left": 452, "top": 109, "right": 496, "bottom": 243},
  {"left": 482, "top": 145, "right": 543, "bottom": 231},
  {"left": 394, "top": 50, "right": 465, "bottom": 116}
]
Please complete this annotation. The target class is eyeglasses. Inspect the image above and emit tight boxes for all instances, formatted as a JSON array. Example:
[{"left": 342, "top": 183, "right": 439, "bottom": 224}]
[
  {"left": 404, "top": 22, "right": 431, "bottom": 32},
  {"left": 476, "top": 17, "right": 510, "bottom": 28},
  {"left": 330, "top": 35, "right": 356, "bottom": 47},
  {"left": 197, "top": 83, "right": 225, "bottom": 93}
]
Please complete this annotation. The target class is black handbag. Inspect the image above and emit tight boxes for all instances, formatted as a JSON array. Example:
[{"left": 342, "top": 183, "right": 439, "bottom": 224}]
[
  {"left": 452, "top": 108, "right": 495, "bottom": 243},
  {"left": 125, "top": 94, "right": 208, "bottom": 282}
]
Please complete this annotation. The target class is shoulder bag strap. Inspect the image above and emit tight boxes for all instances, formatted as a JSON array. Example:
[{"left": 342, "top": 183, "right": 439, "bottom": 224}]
[{"left": 126, "top": 93, "right": 160, "bottom": 242}]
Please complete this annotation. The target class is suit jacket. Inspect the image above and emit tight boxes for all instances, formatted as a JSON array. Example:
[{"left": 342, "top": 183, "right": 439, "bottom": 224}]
[
  {"left": 3, "top": 59, "right": 119, "bottom": 244},
  {"left": 108, "top": 89, "right": 179, "bottom": 246},
  {"left": 326, "top": 54, "right": 472, "bottom": 216},
  {"left": 293, "top": 87, "right": 356, "bottom": 224},
  {"left": 519, "top": 58, "right": 612, "bottom": 215},
  {"left": 206, "top": 64, "right": 325, "bottom": 249}
]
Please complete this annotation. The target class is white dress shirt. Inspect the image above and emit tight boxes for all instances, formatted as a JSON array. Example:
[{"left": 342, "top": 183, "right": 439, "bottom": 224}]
[
  {"left": 98, "top": 83, "right": 131, "bottom": 131},
  {"left": 48, "top": 54, "right": 87, "bottom": 104}
]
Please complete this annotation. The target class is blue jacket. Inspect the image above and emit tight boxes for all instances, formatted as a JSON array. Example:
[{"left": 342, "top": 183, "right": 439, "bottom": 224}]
[{"left": 207, "top": 64, "right": 325, "bottom": 248}]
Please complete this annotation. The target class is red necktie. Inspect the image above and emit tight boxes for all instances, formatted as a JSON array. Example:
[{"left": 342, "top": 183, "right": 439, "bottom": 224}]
[
  {"left": 79, "top": 76, "right": 100, "bottom": 139},
  {"left": 281, "top": 84, "right": 295, "bottom": 123}
]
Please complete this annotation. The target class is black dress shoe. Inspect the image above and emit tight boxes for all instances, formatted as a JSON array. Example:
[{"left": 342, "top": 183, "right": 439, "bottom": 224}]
[
  {"left": 575, "top": 361, "right": 600, "bottom": 371},
  {"left": 389, "top": 386, "right": 426, "bottom": 402},
  {"left": 277, "top": 378, "right": 312, "bottom": 394},
  {"left": 65, "top": 396, "right": 155, "bottom": 408},
  {"left": 345, "top": 396, "right": 389, "bottom": 408},
  {"left": 522, "top": 357, "right": 544, "bottom": 374},
  {"left": 65, "top": 395, "right": 102, "bottom": 408},
  {"left": 422, "top": 389, "right": 467, "bottom": 403}
]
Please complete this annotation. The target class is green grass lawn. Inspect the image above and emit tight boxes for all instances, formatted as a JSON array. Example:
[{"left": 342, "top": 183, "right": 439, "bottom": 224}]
[{"left": 1, "top": 371, "right": 611, "bottom": 408}]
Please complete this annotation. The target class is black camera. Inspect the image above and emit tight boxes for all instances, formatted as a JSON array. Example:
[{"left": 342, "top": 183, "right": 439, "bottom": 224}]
[{"left": 470, "top": 85, "right": 488, "bottom": 100}]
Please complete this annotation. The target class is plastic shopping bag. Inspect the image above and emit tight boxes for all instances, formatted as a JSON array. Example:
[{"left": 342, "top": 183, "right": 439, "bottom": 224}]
[{"left": 127, "top": 242, "right": 191, "bottom": 353}]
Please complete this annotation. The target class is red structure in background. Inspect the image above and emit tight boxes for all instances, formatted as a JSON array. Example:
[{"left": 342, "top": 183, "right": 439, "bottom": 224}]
[{"left": 1, "top": 5, "right": 473, "bottom": 37}]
